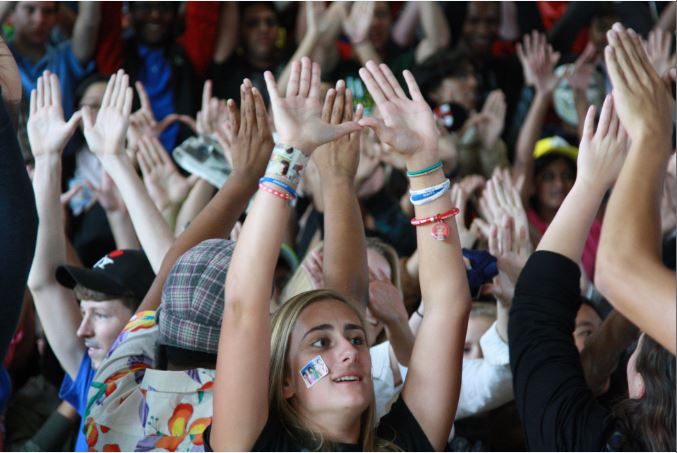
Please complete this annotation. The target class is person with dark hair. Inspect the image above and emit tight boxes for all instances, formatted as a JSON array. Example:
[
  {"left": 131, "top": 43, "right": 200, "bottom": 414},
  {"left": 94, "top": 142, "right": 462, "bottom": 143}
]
[
  {"left": 25, "top": 71, "right": 155, "bottom": 452},
  {"left": 2, "top": 1, "right": 100, "bottom": 117},
  {"left": 509, "top": 78, "right": 675, "bottom": 451}
]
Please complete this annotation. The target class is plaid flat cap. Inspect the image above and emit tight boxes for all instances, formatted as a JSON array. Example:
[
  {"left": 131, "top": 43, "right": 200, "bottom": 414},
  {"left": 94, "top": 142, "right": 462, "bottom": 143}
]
[{"left": 157, "top": 239, "right": 236, "bottom": 354}]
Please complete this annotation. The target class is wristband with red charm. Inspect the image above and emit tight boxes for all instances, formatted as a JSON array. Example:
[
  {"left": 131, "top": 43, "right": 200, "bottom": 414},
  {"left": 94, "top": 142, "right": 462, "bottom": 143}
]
[{"left": 410, "top": 208, "right": 460, "bottom": 241}]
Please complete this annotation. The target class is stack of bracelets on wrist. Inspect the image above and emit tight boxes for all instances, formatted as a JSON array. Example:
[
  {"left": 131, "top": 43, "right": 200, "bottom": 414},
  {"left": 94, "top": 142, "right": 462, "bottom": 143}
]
[
  {"left": 409, "top": 179, "right": 451, "bottom": 206},
  {"left": 258, "top": 142, "right": 308, "bottom": 205},
  {"left": 406, "top": 160, "right": 443, "bottom": 178}
]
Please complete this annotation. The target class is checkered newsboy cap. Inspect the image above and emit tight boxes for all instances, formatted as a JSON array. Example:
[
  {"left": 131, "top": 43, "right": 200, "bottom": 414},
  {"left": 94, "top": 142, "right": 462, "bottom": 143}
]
[{"left": 157, "top": 239, "right": 236, "bottom": 354}]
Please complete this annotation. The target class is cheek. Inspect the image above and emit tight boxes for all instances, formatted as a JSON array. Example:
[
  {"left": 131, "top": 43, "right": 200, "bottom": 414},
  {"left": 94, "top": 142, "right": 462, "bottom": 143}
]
[{"left": 95, "top": 318, "right": 126, "bottom": 347}]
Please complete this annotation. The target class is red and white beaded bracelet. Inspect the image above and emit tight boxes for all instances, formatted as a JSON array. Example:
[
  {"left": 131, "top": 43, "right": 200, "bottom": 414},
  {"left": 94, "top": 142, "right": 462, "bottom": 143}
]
[
  {"left": 258, "top": 182, "right": 295, "bottom": 203},
  {"left": 410, "top": 208, "right": 460, "bottom": 241}
]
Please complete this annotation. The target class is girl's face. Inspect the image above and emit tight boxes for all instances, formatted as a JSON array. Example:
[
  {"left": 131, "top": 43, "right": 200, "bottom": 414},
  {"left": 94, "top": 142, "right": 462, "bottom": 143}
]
[
  {"left": 285, "top": 299, "right": 373, "bottom": 420},
  {"left": 78, "top": 81, "right": 107, "bottom": 123},
  {"left": 535, "top": 158, "right": 576, "bottom": 211},
  {"left": 430, "top": 69, "right": 478, "bottom": 111}
]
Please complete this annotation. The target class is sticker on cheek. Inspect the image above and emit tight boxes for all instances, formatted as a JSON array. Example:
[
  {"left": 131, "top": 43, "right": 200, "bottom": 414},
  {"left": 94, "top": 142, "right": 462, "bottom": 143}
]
[{"left": 299, "top": 355, "right": 329, "bottom": 388}]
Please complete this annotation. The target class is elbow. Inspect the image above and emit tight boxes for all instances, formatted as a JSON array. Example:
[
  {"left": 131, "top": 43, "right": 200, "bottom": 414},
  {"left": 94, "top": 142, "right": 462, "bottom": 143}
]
[{"left": 594, "top": 244, "right": 634, "bottom": 301}]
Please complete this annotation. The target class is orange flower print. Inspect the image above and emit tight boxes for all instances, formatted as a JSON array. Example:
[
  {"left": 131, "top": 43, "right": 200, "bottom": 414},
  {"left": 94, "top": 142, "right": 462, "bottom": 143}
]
[{"left": 149, "top": 404, "right": 212, "bottom": 452}]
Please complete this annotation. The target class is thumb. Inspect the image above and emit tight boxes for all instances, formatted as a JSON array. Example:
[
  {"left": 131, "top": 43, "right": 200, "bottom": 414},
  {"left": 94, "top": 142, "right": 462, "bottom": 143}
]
[
  {"left": 82, "top": 106, "right": 94, "bottom": 130},
  {"left": 66, "top": 110, "right": 83, "bottom": 133},
  {"left": 186, "top": 174, "right": 199, "bottom": 186},
  {"left": 327, "top": 121, "right": 362, "bottom": 141},
  {"left": 358, "top": 117, "right": 395, "bottom": 145},
  {"left": 156, "top": 114, "right": 183, "bottom": 133}
]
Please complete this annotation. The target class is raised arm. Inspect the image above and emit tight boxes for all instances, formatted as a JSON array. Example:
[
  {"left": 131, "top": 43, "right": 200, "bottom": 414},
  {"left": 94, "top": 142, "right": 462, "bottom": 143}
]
[
  {"left": 277, "top": 1, "right": 321, "bottom": 95},
  {"left": 213, "top": 1, "right": 239, "bottom": 64},
  {"left": 312, "top": 80, "right": 368, "bottom": 304},
  {"left": 595, "top": 24, "right": 676, "bottom": 354},
  {"left": 71, "top": 2, "right": 101, "bottom": 64},
  {"left": 82, "top": 70, "right": 173, "bottom": 273},
  {"left": 0, "top": 47, "right": 35, "bottom": 360},
  {"left": 359, "top": 61, "right": 471, "bottom": 451},
  {"left": 135, "top": 81, "right": 274, "bottom": 313},
  {"left": 26, "top": 72, "right": 84, "bottom": 379},
  {"left": 415, "top": 1, "right": 451, "bottom": 64},
  {"left": 343, "top": 2, "right": 381, "bottom": 65},
  {"left": 513, "top": 31, "right": 561, "bottom": 201},
  {"left": 211, "top": 58, "right": 360, "bottom": 451}
]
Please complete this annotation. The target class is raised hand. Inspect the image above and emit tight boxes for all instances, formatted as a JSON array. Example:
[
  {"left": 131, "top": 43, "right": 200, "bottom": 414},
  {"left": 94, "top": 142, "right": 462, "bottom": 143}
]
[
  {"left": 196, "top": 80, "right": 231, "bottom": 156},
  {"left": 27, "top": 71, "right": 82, "bottom": 157},
  {"left": 367, "top": 272, "right": 408, "bottom": 328},
  {"left": 477, "top": 89, "right": 506, "bottom": 150},
  {"left": 605, "top": 23, "right": 673, "bottom": 144},
  {"left": 228, "top": 79, "right": 275, "bottom": 180},
  {"left": 516, "top": 31, "right": 562, "bottom": 94},
  {"left": 450, "top": 183, "right": 480, "bottom": 250},
  {"left": 358, "top": 60, "right": 439, "bottom": 162},
  {"left": 126, "top": 81, "right": 192, "bottom": 152},
  {"left": 83, "top": 69, "right": 133, "bottom": 158},
  {"left": 136, "top": 137, "right": 198, "bottom": 211},
  {"left": 312, "top": 80, "right": 364, "bottom": 181},
  {"left": 264, "top": 57, "right": 361, "bottom": 154},
  {"left": 644, "top": 28, "right": 676, "bottom": 78},
  {"left": 577, "top": 94, "right": 629, "bottom": 190},
  {"left": 86, "top": 172, "right": 126, "bottom": 214},
  {"left": 301, "top": 249, "right": 325, "bottom": 289},
  {"left": 487, "top": 215, "right": 530, "bottom": 307},
  {"left": 567, "top": 42, "right": 598, "bottom": 93},
  {"left": 342, "top": 1, "right": 374, "bottom": 44}
]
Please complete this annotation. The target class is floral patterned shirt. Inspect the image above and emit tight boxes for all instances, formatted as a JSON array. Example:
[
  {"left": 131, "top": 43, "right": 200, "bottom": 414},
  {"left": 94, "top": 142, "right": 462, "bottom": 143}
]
[{"left": 85, "top": 311, "right": 214, "bottom": 452}]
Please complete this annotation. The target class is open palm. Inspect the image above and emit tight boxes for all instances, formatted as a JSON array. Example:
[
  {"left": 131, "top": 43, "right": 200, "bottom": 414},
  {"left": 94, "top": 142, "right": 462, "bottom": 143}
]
[
  {"left": 358, "top": 61, "right": 439, "bottom": 157},
  {"left": 27, "top": 71, "right": 81, "bottom": 157}
]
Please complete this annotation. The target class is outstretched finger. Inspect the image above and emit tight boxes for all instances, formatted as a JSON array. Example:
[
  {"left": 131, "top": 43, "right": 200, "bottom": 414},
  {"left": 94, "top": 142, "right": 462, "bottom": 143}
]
[
  {"left": 581, "top": 104, "right": 596, "bottom": 144},
  {"left": 29, "top": 89, "right": 36, "bottom": 115},
  {"left": 37, "top": 75, "right": 45, "bottom": 109},
  {"left": 49, "top": 73, "right": 61, "bottom": 108},
  {"left": 101, "top": 73, "right": 116, "bottom": 108},
  {"left": 116, "top": 74, "right": 130, "bottom": 110},
  {"left": 330, "top": 80, "right": 346, "bottom": 125},
  {"left": 358, "top": 67, "right": 386, "bottom": 104},
  {"left": 605, "top": 45, "right": 628, "bottom": 90},
  {"left": 264, "top": 70, "right": 282, "bottom": 105},
  {"left": 227, "top": 98, "right": 240, "bottom": 136},
  {"left": 344, "top": 87, "right": 353, "bottom": 122},
  {"left": 488, "top": 224, "right": 500, "bottom": 256},
  {"left": 298, "top": 57, "right": 312, "bottom": 98},
  {"left": 309, "top": 61, "right": 322, "bottom": 100},
  {"left": 366, "top": 60, "right": 397, "bottom": 100},
  {"left": 403, "top": 70, "right": 424, "bottom": 102},
  {"left": 201, "top": 80, "right": 212, "bottom": 113},
  {"left": 252, "top": 87, "right": 270, "bottom": 134},
  {"left": 321, "top": 88, "right": 336, "bottom": 123},
  {"left": 137, "top": 148, "right": 152, "bottom": 177},
  {"left": 501, "top": 215, "right": 514, "bottom": 254},
  {"left": 380, "top": 63, "right": 407, "bottom": 99},
  {"left": 136, "top": 81, "right": 153, "bottom": 113},
  {"left": 597, "top": 95, "right": 613, "bottom": 138},
  {"left": 109, "top": 70, "right": 123, "bottom": 110}
]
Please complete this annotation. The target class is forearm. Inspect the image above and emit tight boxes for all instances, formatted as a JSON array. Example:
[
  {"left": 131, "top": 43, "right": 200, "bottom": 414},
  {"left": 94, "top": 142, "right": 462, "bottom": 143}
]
[
  {"left": 655, "top": 2, "right": 676, "bottom": 32},
  {"left": 28, "top": 155, "right": 68, "bottom": 290},
  {"left": 278, "top": 29, "right": 320, "bottom": 96},
  {"left": 71, "top": 1, "right": 101, "bottom": 64},
  {"left": 353, "top": 41, "right": 382, "bottom": 66},
  {"left": 100, "top": 156, "right": 173, "bottom": 273},
  {"left": 391, "top": 2, "right": 419, "bottom": 48},
  {"left": 137, "top": 173, "right": 256, "bottom": 313},
  {"left": 213, "top": 1, "right": 238, "bottom": 64},
  {"left": 415, "top": 1, "right": 450, "bottom": 63},
  {"left": 321, "top": 178, "right": 368, "bottom": 305},
  {"left": 514, "top": 92, "right": 550, "bottom": 194},
  {"left": 384, "top": 318, "right": 415, "bottom": 367},
  {"left": 175, "top": 179, "right": 215, "bottom": 235},
  {"left": 104, "top": 209, "right": 140, "bottom": 250},
  {"left": 537, "top": 181, "right": 606, "bottom": 262},
  {"left": 580, "top": 310, "right": 638, "bottom": 395}
]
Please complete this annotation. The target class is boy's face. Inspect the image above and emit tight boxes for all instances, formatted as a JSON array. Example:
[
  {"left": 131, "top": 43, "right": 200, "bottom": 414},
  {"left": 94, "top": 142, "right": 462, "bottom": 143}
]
[
  {"left": 12, "top": 2, "right": 58, "bottom": 48},
  {"left": 77, "top": 299, "right": 133, "bottom": 369},
  {"left": 130, "top": 2, "right": 177, "bottom": 48}
]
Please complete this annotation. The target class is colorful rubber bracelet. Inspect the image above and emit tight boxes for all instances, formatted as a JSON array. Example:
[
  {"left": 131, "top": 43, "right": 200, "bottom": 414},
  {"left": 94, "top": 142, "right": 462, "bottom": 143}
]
[
  {"left": 406, "top": 161, "right": 443, "bottom": 177},
  {"left": 409, "top": 180, "right": 451, "bottom": 206},
  {"left": 409, "top": 178, "right": 450, "bottom": 197},
  {"left": 258, "top": 183, "right": 295, "bottom": 203},
  {"left": 259, "top": 177, "right": 298, "bottom": 199},
  {"left": 410, "top": 208, "right": 460, "bottom": 226}
]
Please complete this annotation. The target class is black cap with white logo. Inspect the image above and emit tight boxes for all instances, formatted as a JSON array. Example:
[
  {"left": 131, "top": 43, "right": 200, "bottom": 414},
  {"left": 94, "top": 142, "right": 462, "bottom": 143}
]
[{"left": 56, "top": 250, "right": 155, "bottom": 303}]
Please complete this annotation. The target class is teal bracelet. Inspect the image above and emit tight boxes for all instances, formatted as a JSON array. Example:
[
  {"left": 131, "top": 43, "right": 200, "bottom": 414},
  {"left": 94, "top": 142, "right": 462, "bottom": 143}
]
[{"left": 406, "top": 161, "right": 443, "bottom": 177}]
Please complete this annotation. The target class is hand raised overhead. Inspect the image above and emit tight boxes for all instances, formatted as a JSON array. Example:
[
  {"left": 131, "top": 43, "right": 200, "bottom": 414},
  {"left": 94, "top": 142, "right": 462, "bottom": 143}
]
[
  {"left": 82, "top": 69, "right": 133, "bottom": 158},
  {"left": 27, "top": 71, "right": 82, "bottom": 158},
  {"left": 358, "top": 61, "right": 439, "bottom": 163},
  {"left": 264, "top": 56, "right": 361, "bottom": 154}
]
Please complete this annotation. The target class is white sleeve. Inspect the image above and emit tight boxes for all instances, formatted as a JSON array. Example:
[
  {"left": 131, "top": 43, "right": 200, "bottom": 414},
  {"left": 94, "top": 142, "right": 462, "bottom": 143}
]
[
  {"left": 455, "top": 321, "right": 513, "bottom": 420},
  {"left": 370, "top": 341, "right": 404, "bottom": 420}
]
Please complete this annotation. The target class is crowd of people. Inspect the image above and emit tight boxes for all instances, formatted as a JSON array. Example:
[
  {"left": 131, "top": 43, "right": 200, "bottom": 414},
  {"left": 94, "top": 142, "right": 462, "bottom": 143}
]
[{"left": 0, "top": 1, "right": 675, "bottom": 451}]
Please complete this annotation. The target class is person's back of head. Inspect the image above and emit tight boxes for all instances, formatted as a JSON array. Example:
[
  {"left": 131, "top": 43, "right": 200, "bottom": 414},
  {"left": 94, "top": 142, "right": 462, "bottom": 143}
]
[{"left": 612, "top": 334, "right": 676, "bottom": 451}]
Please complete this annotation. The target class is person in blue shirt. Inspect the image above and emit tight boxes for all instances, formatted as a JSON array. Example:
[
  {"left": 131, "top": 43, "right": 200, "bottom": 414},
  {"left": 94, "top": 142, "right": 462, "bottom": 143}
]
[
  {"left": 26, "top": 72, "right": 154, "bottom": 452},
  {"left": 4, "top": 1, "right": 100, "bottom": 117}
]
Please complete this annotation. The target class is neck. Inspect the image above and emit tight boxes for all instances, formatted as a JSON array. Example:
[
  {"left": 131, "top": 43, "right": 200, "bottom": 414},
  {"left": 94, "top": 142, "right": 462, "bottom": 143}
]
[
  {"left": 298, "top": 407, "right": 363, "bottom": 445},
  {"left": 12, "top": 37, "right": 46, "bottom": 62},
  {"left": 248, "top": 53, "right": 275, "bottom": 70},
  {"left": 539, "top": 205, "right": 558, "bottom": 224}
]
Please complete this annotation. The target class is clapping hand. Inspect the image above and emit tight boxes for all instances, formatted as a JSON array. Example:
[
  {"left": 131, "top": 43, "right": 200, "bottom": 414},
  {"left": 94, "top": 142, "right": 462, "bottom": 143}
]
[
  {"left": 358, "top": 61, "right": 439, "bottom": 164},
  {"left": 312, "top": 80, "right": 364, "bottom": 181},
  {"left": 228, "top": 79, "right": 275, "bottom": 181},
  {"left": 576, "top": 94, "right": 629, "bottom": 191},
  {"left": 27, "top": 71, "right": 82, "bottom": 158},
  {"left": 264, "top": 57, "right": 361, "bottom": 154},
  {"left": 83, "top": 69, "right": 133, "bottom": 159},
  {"left": 516, "top": 31, "right": 562, "bottom": 94},
  {"left": 136, "top": 137, "right": 198, "bottom": 211}
]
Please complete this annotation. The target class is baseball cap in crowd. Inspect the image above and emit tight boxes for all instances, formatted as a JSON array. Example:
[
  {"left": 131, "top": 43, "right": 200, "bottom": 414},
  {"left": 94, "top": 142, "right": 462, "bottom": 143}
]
[
  {"left": 55, "top": 249, "right": 155, "bottom": 304},
  {"left": 553, "top": 63, "right": 605, "bottom": 127},
  {"left": 157, "top": 239, "right": 236, "bottom": 355},
  {"left": 533, "top": 136, "right": 578, "bottom": 162}
]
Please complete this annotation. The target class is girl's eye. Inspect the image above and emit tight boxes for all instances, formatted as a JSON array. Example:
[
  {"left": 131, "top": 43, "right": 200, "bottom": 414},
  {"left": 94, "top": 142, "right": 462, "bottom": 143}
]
[
  {"left": 351, "top": 336, "right": 365, "bottom": 346},
  {"left": 95, "top": 313, "right": 109, "bottom": 320},
  {"left": 311, "top": 338, "right": 329, "bottom": 348}
]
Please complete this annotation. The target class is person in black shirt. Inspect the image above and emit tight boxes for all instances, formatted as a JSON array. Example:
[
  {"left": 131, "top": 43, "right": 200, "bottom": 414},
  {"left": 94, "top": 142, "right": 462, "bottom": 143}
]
[
  {"left": 207, "top": 59, "right": 470, "bottom": 451},
  {"left": 510, "top": 77, "right": 675, "bottom": 451}
]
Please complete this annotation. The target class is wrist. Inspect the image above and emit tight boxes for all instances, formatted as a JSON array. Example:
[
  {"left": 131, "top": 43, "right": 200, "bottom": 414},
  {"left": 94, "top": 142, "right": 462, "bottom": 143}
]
[{"left": 33, "top": 152, "right": 61, "bottom": 166}]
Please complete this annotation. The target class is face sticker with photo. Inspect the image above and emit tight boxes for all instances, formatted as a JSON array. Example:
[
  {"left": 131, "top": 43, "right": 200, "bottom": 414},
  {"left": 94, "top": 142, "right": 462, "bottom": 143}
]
[{"left": 300, "top": 355, "right": 329, "bottom": 388}]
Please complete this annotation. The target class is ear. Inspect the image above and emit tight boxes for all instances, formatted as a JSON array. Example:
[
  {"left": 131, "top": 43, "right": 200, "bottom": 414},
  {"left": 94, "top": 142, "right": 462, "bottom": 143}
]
[{"left": 282, "top": 373, "right": 295, "bottom": 400}]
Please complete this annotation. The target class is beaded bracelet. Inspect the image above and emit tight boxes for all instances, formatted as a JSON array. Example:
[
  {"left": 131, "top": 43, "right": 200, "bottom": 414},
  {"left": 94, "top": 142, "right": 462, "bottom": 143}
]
[
  {"left": 410, "top": 208, "right": 460, "bottom": 241},
  {"left": 406, "top": 161, "right": 443, "bottom": 177},
  {"left": 258, "top": 182, "right": 296, "bottom": 204},
  {"left": 259, "top": 177, "right": 298, "bottom": 199}
]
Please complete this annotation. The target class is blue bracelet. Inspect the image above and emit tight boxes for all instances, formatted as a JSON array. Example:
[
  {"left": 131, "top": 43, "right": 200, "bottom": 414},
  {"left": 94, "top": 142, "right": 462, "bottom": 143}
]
[
  {"left": 259, "top": 177, "right": 298, "bottom": 199},
  {"left": 410, "top": 186, "right": 446, "bottom": 202}
]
